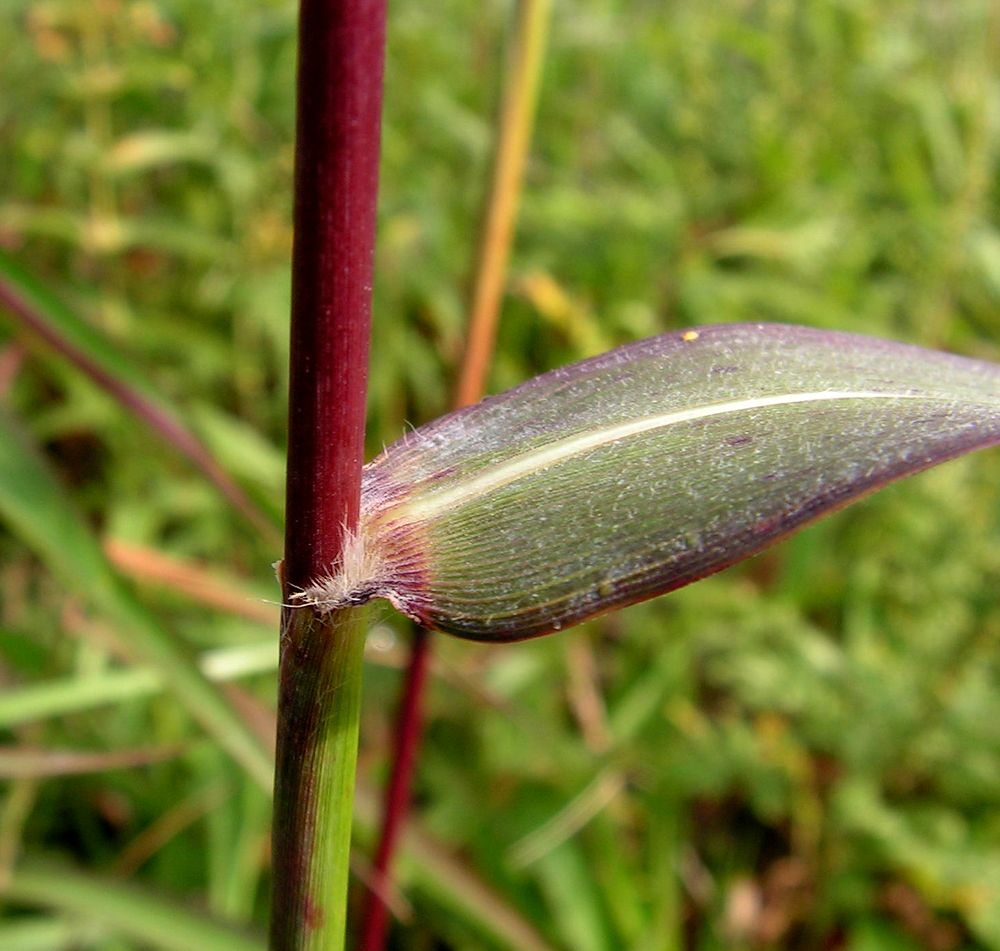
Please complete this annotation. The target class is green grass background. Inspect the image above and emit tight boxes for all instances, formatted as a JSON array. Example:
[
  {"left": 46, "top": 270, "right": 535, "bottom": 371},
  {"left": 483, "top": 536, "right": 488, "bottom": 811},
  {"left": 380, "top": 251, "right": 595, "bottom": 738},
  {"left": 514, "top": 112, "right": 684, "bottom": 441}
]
[{"left": 3, "top": 0, "right": 1000, "bottom": 948}]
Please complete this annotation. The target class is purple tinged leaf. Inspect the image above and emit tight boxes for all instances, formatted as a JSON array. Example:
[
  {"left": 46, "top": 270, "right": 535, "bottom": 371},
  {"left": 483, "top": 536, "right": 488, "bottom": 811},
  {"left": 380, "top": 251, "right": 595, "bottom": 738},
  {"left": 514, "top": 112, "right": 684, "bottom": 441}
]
[{"left": 298, "top": 323, "right": 1000, "bottom": 641}]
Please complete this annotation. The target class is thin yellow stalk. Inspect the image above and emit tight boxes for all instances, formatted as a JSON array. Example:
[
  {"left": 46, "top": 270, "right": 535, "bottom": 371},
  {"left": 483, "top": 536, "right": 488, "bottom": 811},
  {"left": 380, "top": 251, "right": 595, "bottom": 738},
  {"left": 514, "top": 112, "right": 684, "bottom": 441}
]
[{"left": 455, "top": 0, "right": 553, "bottom": 408}]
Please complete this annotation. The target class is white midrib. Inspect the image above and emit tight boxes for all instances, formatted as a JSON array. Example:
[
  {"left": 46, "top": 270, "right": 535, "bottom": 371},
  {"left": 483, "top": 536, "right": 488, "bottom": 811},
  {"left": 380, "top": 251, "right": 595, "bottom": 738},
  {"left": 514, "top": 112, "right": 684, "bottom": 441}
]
[{"left": 396, "top": 390, "right": 927, "bottom": 521}]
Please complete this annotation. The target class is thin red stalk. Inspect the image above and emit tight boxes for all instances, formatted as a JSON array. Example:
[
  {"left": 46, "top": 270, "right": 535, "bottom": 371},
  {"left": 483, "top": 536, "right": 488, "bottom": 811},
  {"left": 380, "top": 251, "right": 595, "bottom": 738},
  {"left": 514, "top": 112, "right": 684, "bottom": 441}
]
[
  {"left": 281, "top": 0, "right": 385, "bottom": 575},
  {"left": 359, "top": 4, "right": 550, "bottom": 947},
  {"left": 357, "top": 626, "right": 431, "bottom": 951},
  {"left": 271, "top": 2, "right": 386, "bottom": 949}
]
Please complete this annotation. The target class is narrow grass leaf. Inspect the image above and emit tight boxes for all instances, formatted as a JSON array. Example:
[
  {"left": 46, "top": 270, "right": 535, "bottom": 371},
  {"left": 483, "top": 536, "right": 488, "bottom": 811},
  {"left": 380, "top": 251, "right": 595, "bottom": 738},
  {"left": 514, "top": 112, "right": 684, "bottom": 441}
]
[
  {"left": 0, "top": 641, "right": 276, "bottom": 729},
  {"left": 300, "top": 324, "right": 1000, "bottom": 640},
  {"left": 0, "top": 745, "right": 183, "bottom": 779},
  {"left": 0, "top": 410, "right": 272, "bottom": 788},
  {"left": 0, "top": 916, "right": 98, "bottom": 951},
  {"left": 352, "top": 777, "right": 559, "bottom": 951},
  {"left": 3, "top": 859, "right": 263, "bottom": 951},
  {"left": 0, "top": 249, "right": 278, "bottom": 540}
]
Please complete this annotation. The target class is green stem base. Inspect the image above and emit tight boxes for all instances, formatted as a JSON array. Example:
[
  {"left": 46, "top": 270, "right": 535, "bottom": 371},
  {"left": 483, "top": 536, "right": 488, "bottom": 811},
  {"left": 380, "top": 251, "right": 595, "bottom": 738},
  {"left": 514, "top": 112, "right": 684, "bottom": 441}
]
[{"left": 270, "top": 606, "right": 367, "bottom": 951}]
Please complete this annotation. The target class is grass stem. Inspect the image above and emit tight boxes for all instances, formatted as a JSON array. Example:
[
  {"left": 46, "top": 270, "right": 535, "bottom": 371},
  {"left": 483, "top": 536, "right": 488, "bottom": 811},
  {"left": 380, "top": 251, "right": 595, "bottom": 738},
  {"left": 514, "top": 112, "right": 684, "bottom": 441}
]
[
  {"left": 270, "top": 607, "right": 368, "bottom": 951},
  {"left": 271, "top": 0, "right": 387, "bottom": 947}
]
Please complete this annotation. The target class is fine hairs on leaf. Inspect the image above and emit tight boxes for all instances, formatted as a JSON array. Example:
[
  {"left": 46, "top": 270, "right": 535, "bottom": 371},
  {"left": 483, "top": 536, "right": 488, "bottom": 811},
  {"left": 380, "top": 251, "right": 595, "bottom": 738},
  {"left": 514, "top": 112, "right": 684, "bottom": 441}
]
[
  {"left": 288, "top": 526, "right": 392, "bottom": 610},
  {"left": 297, "top": 322, "right": 1000, "bottom": 642}
]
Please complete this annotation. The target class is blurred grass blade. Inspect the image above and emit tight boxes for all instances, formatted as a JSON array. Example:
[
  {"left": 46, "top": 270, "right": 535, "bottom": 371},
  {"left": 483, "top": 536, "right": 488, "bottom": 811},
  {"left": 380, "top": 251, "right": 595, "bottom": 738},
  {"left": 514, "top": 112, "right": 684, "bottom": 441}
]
[
  {"left": 0, "top": 916, "right": 98, "bottom": 951},
  {"left": 0, "top": 410, "right": 272, "bottom": 789},
  {"left": 302, "top": 323, "right": 1000, "bottom": 640},
  {"left": 455, "top": 0, "right": 552, "bottom": 407},
  {"left": 353, "top": 779, "right": 558, "bottom": 951},
  {"left": 103, "top": 538, "right": 278, "bottom": 625},
  {"left": 0, "top": 675, "right": 554, "bottom": 950},
  {"left": 3, "top": 859, "right": 263, "bottom": 951},
  {"left": 0, "top": 745, "right": 183, "bottom": 779},
  {"left": 0, "top": 250, "right": 279, "bottom": 542},
  {"left": 0, "top": 641, "right": 276, "bottom": 729}
]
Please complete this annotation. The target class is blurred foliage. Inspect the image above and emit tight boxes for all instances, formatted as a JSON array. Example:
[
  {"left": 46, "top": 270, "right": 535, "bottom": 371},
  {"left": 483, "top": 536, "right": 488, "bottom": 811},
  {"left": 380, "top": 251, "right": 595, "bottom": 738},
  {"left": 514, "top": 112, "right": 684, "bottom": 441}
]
[{"left": 3, "top": 0, "right": 1000, "bottom": 948}]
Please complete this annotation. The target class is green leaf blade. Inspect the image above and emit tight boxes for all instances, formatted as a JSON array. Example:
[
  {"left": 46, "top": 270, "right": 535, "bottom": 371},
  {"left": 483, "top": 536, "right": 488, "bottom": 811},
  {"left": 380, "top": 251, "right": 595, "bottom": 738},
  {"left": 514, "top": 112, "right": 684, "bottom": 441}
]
[
  {"left": 4, "top": 859, "right": 264, "bottom": 951},
  {"left": 0, "top": 410, "right": 273, "bottom": 789},
  {"left": 312, "top": 324, "right": 1000, "bottom": 641}
]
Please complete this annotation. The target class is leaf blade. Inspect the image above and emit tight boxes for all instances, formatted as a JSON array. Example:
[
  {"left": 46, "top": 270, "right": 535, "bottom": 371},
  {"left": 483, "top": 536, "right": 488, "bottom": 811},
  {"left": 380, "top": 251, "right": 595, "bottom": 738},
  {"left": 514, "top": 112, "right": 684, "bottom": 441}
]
[
  {"left": 3, "top": 859, "right": 264, "bottom": 951},
  {"left": 320, "top": 324, "right": 1000, "bottom": 641}
]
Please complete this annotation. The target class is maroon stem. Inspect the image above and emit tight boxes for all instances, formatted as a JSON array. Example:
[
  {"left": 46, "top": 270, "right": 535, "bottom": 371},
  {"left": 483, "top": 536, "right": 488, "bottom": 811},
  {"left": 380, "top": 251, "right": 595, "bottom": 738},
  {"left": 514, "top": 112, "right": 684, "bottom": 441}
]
[
  {"left": 357, "top": 625, "right": 433, "bottom": 951},
  {"left": 281, "top": 0, "right": 385, "bottom": 580},
  {"left": 271, "top": 1, "right": 386, "bottom": 948}
]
